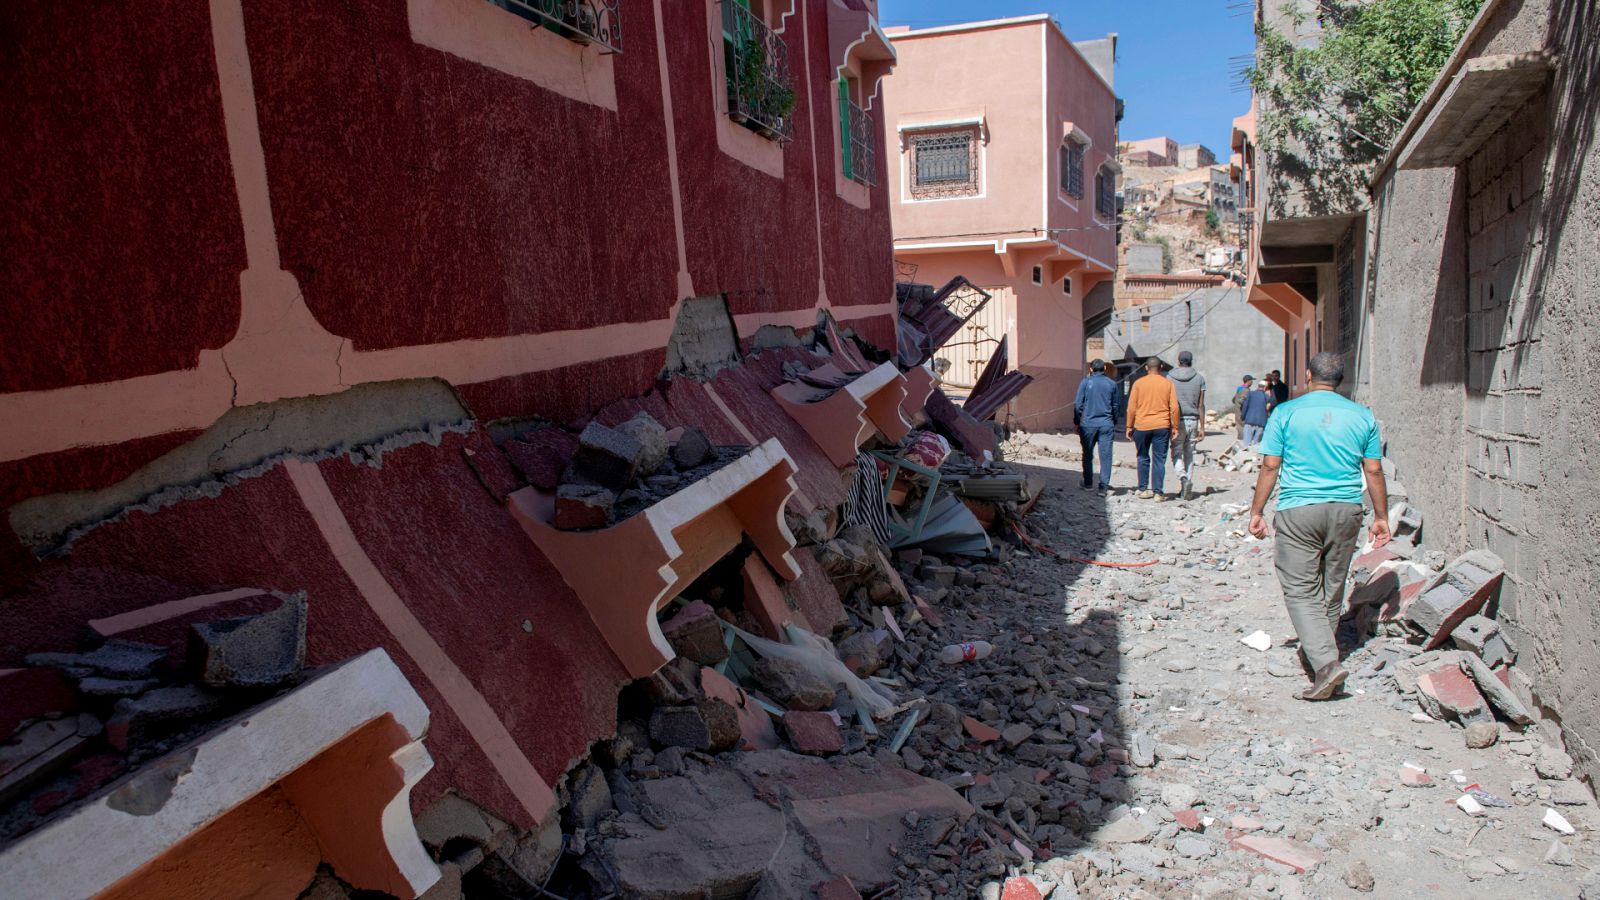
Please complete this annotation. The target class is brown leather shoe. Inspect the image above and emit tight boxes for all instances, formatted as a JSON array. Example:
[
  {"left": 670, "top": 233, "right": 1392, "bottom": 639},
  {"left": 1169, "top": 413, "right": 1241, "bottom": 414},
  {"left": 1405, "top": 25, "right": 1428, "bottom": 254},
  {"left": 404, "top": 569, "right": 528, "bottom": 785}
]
[{"left": 1295, "top": 662, "right": 1348, "bottom": 701}]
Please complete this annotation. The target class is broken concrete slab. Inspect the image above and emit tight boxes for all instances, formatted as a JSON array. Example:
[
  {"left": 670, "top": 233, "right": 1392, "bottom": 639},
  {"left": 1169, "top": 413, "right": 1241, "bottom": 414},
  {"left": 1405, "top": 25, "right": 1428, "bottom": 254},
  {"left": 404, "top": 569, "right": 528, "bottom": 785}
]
[
  {"left": 562, "top": 763, "right": 614, "bottom": 831},
  {"left": 1458, "top": 652, "right": 1534, "bottom": 725},
  {"left": 26, "top": 640, "right": 169, "bottom": 681},
  {"left": 1452, "top": 614, "right": 1516, "bottom": 667},
  {"left": 1230, "top": 834, "right": 1323, "bottom": 873},
  {"left": 701, "top": 667, "right": 780, "bottom": 751},
  {"left": 188, "top": 592, "right": 307, "bottom": 690},
  {"left": 1416, "top": 666, "right": 1491, "bottom": 724},
  {"left": 104, "top": 685, "right": 224, "bottom": 751},
  {"left": 1408, "top": 549, "right": 1504, "bottom": 649}
]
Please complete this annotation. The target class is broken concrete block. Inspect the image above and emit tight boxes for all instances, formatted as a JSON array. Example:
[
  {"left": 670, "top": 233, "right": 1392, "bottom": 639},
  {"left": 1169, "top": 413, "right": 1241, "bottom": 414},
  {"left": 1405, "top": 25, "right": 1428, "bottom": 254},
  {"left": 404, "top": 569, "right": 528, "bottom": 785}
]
[
  {"left": 562, "top": 763, "right": 614, "bottom": 831},
  {"left": 671, "top": 427, "right": 713, "bottom": 470},
  {"left": 1094, "top": 812, "right": 1152, "bottom": 844},
  {"left": 1229, "top": 834, "right": 1323, "bottom": 873},
  {"left": 553, "top": 483, "right": 614, "bottom": 531},
  {"left": 648, "top": 705, "right": 712, "bottom": 752},
  {"left": 0, "top": 714, "right": 100, "bottom": 808},
  {"left": 26, "top": 640, "right": 168, "bottom": 680},
  {"left": 502, "top": 429, "right": 579, "bottom": 492},
  {"left": 783, "top": 711, "right": 844, "bottom": 756},
  {"left": 1416, "top": 666, "right": 1491, "bottom": 724},
  {"left": 752, "top": 655, "right": 835, "bottom": 712},
  {"left": 571, "top": 421, "right": 644, "bottom": 491},
  {"left": 697, "top": 697, "right": 741, "bottom": 753},
  {"left": 1465, "top": 721, "right": 1499, "bottom": 748},
  {"left": 188, "top": 592, "right": 307, "bottom": 690},
  {"left": 638, "top": 656, "right": 703, "bottom": 707},
  {"left": 417, "top": 791, "right": 513, "bottom": 853},
  {"left": 1408, "top": 549, "right": 1504, "bottom": 649},
  {"left": 478, "top": 816, "right": 562, "bottom": 894},
  {"left": 1451, "top": 614, "right": 1515, "bottom": 667},
  {"left": 104, "top": 685, "right": 223, "bottom": 751},
  {"left": 616, "top": 412, "right": 669, "bottom": 476},
  {"left": 660, "top": 600, "right": 729, "bottom": 666},
  {"left": 76, "top": 677, "right": 160, "bottom": 699},
  {"left": 700, "top": 667, "right": 779, "bottom": 750},
  {"left": 1456, "top": 655, "right": 1533, "bottom": 725}
]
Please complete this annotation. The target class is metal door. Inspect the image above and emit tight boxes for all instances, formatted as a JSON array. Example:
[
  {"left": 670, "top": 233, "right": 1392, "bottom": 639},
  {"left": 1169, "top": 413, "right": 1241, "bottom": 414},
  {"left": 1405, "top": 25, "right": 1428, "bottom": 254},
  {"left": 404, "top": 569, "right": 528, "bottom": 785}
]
[{"left": 934, "top": 285, "right": 1010, "bottom": 389}]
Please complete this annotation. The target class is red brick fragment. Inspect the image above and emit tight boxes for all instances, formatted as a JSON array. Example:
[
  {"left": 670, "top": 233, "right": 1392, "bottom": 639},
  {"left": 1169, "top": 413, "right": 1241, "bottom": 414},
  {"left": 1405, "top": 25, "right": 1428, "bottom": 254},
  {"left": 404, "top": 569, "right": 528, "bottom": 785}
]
[
  {"left": 962, "top": 716, "right": 1001, "bottom": 743},
  {"left": 1230, "top": 834, "right": 1323, "bottom": 873},
  {"left": 783, "top": 711, "right": 844, "bottom": 755},
  {"left": 1001, "top": 877, "right": 1044, "bottom": 900}
]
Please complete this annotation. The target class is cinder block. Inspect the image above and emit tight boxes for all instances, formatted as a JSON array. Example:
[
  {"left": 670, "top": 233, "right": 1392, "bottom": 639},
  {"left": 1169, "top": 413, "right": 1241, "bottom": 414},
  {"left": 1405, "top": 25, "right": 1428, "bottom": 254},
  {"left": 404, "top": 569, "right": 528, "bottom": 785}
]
[{"left": 1407, "top": 549, "right": 1505, "bottom": 649}]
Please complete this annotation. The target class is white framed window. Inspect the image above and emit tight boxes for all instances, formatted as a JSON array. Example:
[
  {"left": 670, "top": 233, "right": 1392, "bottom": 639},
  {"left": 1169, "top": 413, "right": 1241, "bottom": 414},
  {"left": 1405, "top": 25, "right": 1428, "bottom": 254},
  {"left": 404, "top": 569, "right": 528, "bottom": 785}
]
[{"left": 908, "top": 128, "right": 980, "bottom": 199}]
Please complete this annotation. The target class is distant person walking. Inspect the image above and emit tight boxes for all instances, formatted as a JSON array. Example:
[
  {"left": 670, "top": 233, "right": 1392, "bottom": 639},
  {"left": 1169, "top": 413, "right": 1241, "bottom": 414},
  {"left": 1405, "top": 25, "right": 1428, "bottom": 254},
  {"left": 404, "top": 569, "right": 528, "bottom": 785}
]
[
  {"left": 1126, "top": 357, "right": 1180, "bottom": 499},
  {"left": 1231, "top": 374, "right": 1254, "bottom": 440},
  {"left": 1248, "top": 352, "right": 1390, "bottom": 701},
  {"left": 1073, "top": 359, "right": 1121, "bottom": 494},
  {"left": 1168, "top": 351, "right": 1206, "bottom": 501},
  {"left": 1240, "top": 381, "right": 1271, "bottom": 448},
  {"left": 1268, "top": 369, "right": 1290, "bottom": 407}
]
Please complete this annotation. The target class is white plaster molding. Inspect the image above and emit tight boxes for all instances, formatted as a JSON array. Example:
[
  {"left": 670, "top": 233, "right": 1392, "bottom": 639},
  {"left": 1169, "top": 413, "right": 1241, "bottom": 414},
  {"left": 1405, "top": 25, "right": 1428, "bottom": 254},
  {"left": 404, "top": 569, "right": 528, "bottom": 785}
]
[{"left": 0, "top": 650, "right": 439, "bottom": 900}]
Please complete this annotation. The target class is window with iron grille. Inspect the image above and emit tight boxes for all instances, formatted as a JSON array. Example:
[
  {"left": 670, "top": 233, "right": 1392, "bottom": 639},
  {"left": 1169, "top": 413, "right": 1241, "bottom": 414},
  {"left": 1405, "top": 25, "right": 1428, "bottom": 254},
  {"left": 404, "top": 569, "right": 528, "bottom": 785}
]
[
  {"left": 487, "top": 0, "right": 622, "bottom": 53},
  {"left": 1336, "top": 227, "right": 1357, "bottom": 354},
  {"left": 1095, "top": 168, "right": 1115, "bottom": 218},
  {"left": 1059, "top": 140, "right": 1085, "bottom": 199},
  {"left": 909, "top": 129, "right": 979, "bottom": 199}
]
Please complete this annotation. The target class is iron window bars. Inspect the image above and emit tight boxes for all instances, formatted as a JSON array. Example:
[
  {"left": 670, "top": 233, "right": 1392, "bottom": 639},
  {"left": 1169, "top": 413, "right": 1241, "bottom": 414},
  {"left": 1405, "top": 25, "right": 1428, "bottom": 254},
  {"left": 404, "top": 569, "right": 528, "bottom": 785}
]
[
  {"left": 846, "top": 97, "right": 877, "bottom": 186},
  {"left": 488, "top": 0, "right": 621, "bottom": 54},
  {"left": 910, "top": 130, "right": 979, "bottom": 199},
  {"left": 1095, "top": 168, "right": 1115, "bottom": 218},
  {"left": 1059, "top": 140, "right": 1085, "bottom": 198},
  {"left": 722, "top": 1, "right": 795, "bottom": 141}
]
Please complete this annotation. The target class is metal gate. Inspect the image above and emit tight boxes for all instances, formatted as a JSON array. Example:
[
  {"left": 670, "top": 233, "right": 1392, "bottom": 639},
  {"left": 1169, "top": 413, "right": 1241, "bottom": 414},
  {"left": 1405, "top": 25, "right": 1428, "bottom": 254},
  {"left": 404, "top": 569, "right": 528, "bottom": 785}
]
[{"left": 934, "top": 286, "right": 1010, "bottom": 389}]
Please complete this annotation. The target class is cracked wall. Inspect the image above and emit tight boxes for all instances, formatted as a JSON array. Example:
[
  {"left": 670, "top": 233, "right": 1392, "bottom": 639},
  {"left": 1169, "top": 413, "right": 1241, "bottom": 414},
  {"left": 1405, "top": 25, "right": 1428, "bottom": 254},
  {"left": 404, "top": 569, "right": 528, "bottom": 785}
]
[{"left": 10, "top": 380, "right": 471, "bottom": 555}]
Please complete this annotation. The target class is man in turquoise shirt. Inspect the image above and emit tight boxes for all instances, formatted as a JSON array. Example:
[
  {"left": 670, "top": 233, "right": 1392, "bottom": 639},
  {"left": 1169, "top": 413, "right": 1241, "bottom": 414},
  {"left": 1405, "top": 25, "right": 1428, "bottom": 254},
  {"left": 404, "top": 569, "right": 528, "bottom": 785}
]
[{"left": 1248, "top": 352, "right": 1391, "bottom": 701}]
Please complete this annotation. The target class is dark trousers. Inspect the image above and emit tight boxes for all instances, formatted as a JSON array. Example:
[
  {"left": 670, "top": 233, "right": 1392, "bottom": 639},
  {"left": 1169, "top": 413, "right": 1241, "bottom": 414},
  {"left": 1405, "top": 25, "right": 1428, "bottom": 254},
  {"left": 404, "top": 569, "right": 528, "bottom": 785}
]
[
  {"left": 1132, "top": 428, "right": 1170, "bottom": 492},
  {"left": 1078, "top": 426, "right": 1114, "bottom": 488}
]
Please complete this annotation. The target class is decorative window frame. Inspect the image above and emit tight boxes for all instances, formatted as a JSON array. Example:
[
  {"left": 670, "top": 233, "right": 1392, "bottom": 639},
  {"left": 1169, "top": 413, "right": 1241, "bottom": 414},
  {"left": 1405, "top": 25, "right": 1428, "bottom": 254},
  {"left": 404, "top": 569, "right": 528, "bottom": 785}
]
[
  {"left": 706, "top": 0, "right": 796, "bottom": 178},
  {"left": 1057, "top": 123, "right": 1090, "bottom": 206},
  {"left": 900, "top": 122, "right": 985, "bottom": 202}
]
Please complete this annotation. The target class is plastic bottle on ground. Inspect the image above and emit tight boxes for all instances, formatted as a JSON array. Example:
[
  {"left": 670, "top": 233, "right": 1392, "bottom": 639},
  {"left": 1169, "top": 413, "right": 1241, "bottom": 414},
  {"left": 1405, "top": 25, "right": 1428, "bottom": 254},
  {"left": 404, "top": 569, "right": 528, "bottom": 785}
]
[{"left": 938, "top": 641, "right": 994, "bottom": 664}]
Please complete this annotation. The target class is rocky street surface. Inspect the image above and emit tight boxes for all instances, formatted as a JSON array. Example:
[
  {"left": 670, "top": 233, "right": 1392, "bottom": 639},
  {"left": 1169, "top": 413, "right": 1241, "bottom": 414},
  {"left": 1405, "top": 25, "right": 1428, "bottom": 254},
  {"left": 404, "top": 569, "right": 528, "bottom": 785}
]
[{"left": 950, "top": 430, "right": 1600, "bottom": 899}]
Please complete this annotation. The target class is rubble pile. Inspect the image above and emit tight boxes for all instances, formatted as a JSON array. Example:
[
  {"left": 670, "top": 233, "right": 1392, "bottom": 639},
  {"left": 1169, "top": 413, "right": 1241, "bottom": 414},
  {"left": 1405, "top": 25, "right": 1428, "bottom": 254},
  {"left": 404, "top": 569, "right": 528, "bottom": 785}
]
[
  {"left": 0, "top": 593, "right": 309, "bottom": 842},
  {"left": 506, "top": 413, "right": 745, "bottom": 531}
]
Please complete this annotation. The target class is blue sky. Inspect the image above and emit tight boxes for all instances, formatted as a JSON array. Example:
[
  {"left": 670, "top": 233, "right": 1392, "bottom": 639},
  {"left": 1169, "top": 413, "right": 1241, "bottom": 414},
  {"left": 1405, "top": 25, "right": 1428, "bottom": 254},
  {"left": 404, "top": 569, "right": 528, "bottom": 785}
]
[{"left": 877, "top": 1, "right": 1255, "bottom": 157}]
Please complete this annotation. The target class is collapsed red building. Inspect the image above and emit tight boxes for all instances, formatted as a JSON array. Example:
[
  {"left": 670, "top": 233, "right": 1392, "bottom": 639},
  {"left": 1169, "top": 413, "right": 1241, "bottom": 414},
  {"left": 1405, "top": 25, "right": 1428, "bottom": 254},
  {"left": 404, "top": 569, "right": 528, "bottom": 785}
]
[{"left": 0, "top": 1, "right": 1003, "bottom": 896}]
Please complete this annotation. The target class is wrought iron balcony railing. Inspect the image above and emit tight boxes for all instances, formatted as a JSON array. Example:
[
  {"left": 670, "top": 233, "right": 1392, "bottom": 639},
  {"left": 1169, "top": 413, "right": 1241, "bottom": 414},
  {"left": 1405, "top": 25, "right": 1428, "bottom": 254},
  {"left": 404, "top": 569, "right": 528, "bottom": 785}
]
[
  {"left": 490, "top": 0, "right": 621, "bottom": 54},
  {"left": 846, "top": 99, "right": 877, "bottom": 186},
  {"left": 721, "top": 2, "right": 794, "bottom": 141}
]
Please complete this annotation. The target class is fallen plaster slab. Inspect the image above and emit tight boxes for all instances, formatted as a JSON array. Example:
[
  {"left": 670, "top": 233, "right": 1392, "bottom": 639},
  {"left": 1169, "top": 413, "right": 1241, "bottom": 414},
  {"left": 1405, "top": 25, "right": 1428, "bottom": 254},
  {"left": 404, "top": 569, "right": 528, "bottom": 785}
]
[
  {"left": 772, "top": 362, "right": 911, "bottom": 467},
  {"left": 509, "top": 438, "right": 801, "bottom": 678},
  {"left": 0, "top": 649, "right": 440, "bottom": 900}
]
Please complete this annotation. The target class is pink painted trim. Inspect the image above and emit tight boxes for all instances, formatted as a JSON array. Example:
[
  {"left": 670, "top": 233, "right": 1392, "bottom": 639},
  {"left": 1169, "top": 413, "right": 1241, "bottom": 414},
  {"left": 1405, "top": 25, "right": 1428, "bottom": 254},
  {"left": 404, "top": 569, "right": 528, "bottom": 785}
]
[
  {"left": 406, "top": 0, "right": 617, "bottom": 111},
  {"left": 650, "top": 0, "right": 694, "bottom": 300},
  {"left": 799, "top": 0, "right": 830, "bottom": 306},
  {"left": 284, "top": 459, "right": 557, "bottom": 824},
  {"left": 210, "top": 0, "right": 279, "bottom": 271},
  {"left": 88, "top": 587, "right": 271, "bottom": 638}
]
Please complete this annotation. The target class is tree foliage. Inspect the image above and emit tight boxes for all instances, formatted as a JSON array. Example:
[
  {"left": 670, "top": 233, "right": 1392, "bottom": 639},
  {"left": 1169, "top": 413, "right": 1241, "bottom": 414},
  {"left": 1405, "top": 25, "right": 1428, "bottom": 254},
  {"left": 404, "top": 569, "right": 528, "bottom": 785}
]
[{"left": 1248, "top": 0, "right": 1483, "bottom": 215}]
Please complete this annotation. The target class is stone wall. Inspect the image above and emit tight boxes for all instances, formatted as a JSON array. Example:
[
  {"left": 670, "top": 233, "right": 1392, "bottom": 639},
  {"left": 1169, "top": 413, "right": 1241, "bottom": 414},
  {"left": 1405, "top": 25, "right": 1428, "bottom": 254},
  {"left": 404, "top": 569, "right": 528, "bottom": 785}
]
[{"left": 1362, "top": 0, "right": 1600, "bottom": 787}]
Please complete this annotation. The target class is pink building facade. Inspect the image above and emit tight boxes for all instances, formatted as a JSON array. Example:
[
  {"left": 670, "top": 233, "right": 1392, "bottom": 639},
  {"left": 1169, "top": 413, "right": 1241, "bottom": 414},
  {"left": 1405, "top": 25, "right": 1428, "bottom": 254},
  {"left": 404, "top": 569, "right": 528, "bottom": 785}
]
[
  {"left": 0, "top": 0, "right": 910, "bottom": 895},
  {"left": 881, "top": 16, "right": 1119, "bottom": 431}
]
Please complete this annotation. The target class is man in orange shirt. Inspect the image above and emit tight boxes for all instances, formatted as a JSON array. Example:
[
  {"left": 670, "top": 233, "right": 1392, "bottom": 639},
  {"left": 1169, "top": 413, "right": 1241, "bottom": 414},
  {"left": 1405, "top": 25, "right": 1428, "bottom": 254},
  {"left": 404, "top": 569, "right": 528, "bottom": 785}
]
[{"left": 1125, "top": 357, "right": 1181, "bottom": 499}]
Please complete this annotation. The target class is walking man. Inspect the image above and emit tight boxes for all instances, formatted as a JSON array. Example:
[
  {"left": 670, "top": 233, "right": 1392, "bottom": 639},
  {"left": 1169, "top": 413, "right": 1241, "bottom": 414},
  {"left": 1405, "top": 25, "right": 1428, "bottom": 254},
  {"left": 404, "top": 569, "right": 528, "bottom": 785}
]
[
  {"left": 1168, "top": 350, "right": 1206, "bottom": 500},
  {"left": 1248, "top": 352, "right": 1390, "bottom": 701},
  {"left": 1240, "top": 381, "right": 1270, "bottom": 448},
  {"left": 1073, "top": 359, "right": 1121, "bottom": 494},
  {"left": 1125, "top": 357, "right": 1180, "bottom": 499},
  {"left": 1231, "top": 374, "right": 1254, "bottom": 440}
]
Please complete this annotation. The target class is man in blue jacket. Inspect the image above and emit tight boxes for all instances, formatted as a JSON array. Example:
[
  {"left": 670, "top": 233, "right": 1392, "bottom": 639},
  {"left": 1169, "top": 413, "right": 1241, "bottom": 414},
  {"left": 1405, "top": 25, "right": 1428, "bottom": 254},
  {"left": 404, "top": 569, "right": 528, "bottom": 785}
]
[
  {"left": 1240, "top": 382, "right": 1271, "bottom": 448},
  {"left": 1074, "top": 359, "right": 1122, "bottom": 493}
]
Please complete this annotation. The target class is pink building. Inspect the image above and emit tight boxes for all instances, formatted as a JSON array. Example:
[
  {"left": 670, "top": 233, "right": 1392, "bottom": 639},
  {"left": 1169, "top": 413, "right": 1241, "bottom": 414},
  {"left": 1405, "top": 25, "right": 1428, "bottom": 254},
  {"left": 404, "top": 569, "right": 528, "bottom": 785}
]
[
  {"left": 881, "top": 15, "right": 1119, "bottom": 431},
  {"left": 1120, "top": 136, "right": 1178, "bottom": 167}
]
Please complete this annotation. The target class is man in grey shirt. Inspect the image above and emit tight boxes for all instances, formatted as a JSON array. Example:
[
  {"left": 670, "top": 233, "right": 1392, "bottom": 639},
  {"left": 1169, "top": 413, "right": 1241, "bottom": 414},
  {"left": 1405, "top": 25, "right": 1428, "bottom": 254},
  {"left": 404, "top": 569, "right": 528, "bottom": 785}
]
[{"left": 1168, "top": 351, "right": 1206, "bottom": 500}]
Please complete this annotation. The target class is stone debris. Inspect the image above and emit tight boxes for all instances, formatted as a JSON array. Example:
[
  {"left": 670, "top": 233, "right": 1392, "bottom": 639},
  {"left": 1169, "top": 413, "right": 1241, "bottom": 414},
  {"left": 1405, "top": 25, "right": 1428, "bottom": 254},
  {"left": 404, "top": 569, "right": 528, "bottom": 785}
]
[{"left": 188, "top": 592, "right": 307, "bottom": 690}]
